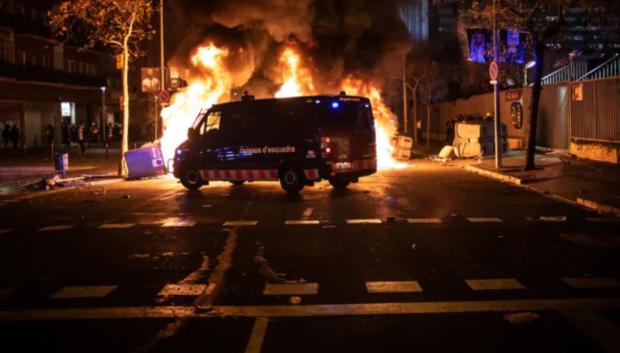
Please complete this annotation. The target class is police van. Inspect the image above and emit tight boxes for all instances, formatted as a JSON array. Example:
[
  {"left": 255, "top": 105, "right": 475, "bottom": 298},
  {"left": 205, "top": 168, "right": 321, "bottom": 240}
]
[{"left": 173, "top": 94, "right": 377, "bottom": 193}]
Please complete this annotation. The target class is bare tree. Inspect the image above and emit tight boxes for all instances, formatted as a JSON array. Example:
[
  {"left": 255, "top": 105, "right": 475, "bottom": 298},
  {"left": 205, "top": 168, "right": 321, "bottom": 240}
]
[
  {"left": 49, "top": 0, "right": 154, "bottom": 176},
  {"left": 462, "top": 0, "right": 602, "bottom": 170},
  {"left": 406, "top": 55, "right": 439, "bottom": 144}
]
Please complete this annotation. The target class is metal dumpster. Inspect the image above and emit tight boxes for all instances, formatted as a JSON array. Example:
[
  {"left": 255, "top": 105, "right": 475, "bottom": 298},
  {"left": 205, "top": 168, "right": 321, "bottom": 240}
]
[{"left": 124, "top": 146, "right": 166, "bottom": 179}]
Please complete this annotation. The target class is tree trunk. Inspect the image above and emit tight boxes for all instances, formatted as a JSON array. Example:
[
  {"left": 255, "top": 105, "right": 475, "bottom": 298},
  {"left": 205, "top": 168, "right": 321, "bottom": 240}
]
[
  {"left": 525, "top": 39, "right": 544, "bottom": 171},
  {"left": 118, "top": 46, "right": 130, "bottom": 176},
  {"left": 412, "top": 90, "right": 418, "bottom": 142}
]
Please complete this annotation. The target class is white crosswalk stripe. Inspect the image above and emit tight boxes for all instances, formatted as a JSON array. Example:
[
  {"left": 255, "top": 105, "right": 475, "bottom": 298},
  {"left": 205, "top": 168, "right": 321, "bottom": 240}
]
[
  {"left": 406, "top": 218, "right": 442, "bottom": 224},
  {"left": 346, "top": 219, "right": 382, "bottom": 224},
  {"left": 263, "top": 283, "right": 318, "bottom": 296},
  {"left": 51, "top": 286, "right": 116, "bottom": 299},
  {"left": 38, "top": 225, "right": 75, "bottom": 232},
  {"left": 465, "top": 278, "right": 526, "bottom": 291},
  {"left": 366, "top": 281, "right": 422, "bottom": 293},
  {"left": 161, "top": 218, "right": 197, "bottom": 228},
  {"left": 158, "top": 284, "right": 213, "bottom": 297},
  {"left": 223, "top": 220, "right": 258, "bottom": 227},
  {"left": 285, "top": 220, "right": 321, "bottom": 225},
  {"left": 563, "top": 277, "right": 620, "bottom": 289},
  {"left": 467, "top": 217, "right": 503, "bottom": 223},
  {"left": 98, "top": 223, "right": 136, "bottom": 229}
]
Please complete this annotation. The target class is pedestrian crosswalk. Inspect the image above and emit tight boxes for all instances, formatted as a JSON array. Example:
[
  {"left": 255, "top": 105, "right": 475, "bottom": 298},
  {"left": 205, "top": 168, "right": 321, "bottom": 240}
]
[
  {"left": 0, "top": 214, "right": 613, "bottom": 234},
  {"left": 1, "top": 276, "right": 619, "bottom": 306}
]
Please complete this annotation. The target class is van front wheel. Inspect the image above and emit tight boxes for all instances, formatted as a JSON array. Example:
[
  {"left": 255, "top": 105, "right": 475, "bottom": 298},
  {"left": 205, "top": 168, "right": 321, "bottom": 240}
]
[
  {"left": 180, "top": 169, "right": 203, "bottom": 190},
  {"left": 279, "top": 168, "right": 304, "bottom": 193}
]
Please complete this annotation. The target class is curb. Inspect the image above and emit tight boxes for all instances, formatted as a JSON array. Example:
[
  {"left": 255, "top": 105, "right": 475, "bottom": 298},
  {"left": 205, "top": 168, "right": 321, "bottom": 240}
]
[{"left": 463, "top": 164, "right": 618, "bottom": 218}]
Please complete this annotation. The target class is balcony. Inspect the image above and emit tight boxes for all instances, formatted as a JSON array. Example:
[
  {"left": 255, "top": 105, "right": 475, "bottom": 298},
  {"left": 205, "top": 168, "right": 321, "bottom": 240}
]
[{"left": 0, "top": 61, "right": 106, "bottom": 87}]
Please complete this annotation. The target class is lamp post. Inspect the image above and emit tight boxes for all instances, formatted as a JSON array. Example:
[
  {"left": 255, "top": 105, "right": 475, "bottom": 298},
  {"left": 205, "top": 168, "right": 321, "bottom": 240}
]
[
  {"left": 492, "top": 0, "right": 502, "bottom": 170},
  {"left": 100, "top": 86, "right": 106, "bottom": 142}
]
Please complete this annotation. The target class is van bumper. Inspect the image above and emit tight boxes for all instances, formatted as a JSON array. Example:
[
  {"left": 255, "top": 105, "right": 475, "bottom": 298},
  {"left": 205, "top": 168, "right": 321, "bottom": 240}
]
[{"left": 321, "top": 159, "right": 377, "bottom": 179}]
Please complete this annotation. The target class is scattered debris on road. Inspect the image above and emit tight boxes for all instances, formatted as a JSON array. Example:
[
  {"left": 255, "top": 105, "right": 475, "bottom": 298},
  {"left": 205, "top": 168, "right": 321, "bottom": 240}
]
[{"left": 289, "top": 296, "right": 302, "bottom": 305}]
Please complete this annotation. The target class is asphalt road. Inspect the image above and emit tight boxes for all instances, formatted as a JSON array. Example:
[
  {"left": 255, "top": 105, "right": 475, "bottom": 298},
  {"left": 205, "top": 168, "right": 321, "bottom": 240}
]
[{"left": 0, "top": 160, "right": 619, "bottom": 353}]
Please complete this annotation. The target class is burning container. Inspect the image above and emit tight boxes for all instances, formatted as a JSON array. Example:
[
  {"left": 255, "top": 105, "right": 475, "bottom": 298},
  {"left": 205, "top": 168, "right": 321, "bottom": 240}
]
[{"left": 124, "top": 145, "right": 166, "bottom": 179}]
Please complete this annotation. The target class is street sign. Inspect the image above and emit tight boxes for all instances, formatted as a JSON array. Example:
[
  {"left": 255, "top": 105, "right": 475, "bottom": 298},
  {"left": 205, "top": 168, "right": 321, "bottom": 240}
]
[
  {"left": 489, "top": 60, "right": 499, "bottom": 81},
  {"left": 159, "top": 90, "right": 170, "bottom": 104},
  {"left": 116, "top": 54, "right": 123, "bottom": 70}
]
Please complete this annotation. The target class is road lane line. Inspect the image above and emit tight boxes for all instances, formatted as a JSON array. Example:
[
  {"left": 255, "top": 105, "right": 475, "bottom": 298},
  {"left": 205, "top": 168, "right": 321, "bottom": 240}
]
[
  {"left": 346, "top": 219, "right": 382, "bottom": 224},
  {"left": 0, "top": 229, "right": 13, "bottom": 234},
  {"left": 465, "top": 279, "right": 526, "bottom": 291},
  {"left": 561, "top": 310, "right": 620, "bottom": 353},
  {"left": 161, "top": 217, "right": 197, "bottom": 227},
  {"left": 466, "top": 217, "right": 503, "bottom": 223},
  {"left": 244, "top": 317, "right": 269, "bottom": 353},
  {"left": 263, "top": 283, "right": 318, "bottom": 296},
  {"left": 98, "top": 223, "right": 136, "bottom": 229},
  {"left": 3, "top": 298, "right": 620, "bottom": 321},
  {"left": 38, "top": 225, "right": 75, "bottom": 232},
  {"left": 366, "top": 281, "right": 422, "bottom": 293},
  {"left": 158, "top": 284, "right": 210, "bottom": 297},
  {"left": 302, "top": 207, "right": 314, "bottom": 219},
  {"left": 563, "top": 277, "right": 620, "bottom": 289},
  {"left": 406, "top": 218, "right": 442, "bottom": 224},
  {"left": 285, "top": 220, "right": 320, "bottom": 225},
  {"left": 51, "top": 286, "right": 116, "bottom": 299},
  {"left": 223, "top": 220, "right": 258, "bottom": 227}
]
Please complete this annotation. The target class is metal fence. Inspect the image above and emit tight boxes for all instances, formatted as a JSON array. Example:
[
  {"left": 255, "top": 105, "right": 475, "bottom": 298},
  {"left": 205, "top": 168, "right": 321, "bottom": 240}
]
[
  {"left": 541, "top": 62, "right": 588, "bottom": 85},
  {"left": 571, "top": 77, "right": 620, "bottom": 143}
]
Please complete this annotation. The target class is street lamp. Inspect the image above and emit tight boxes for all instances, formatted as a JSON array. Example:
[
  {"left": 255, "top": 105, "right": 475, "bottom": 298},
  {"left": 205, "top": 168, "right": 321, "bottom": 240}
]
[{"left": 100, "top": 86, "right": 106, "bottom": 143}]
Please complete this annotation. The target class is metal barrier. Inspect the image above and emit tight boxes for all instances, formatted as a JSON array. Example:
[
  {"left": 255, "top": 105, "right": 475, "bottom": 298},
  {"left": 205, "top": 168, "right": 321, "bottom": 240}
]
[
  {"left": 578, "top": 54, "right": 620, "bottom": 81},
  {"left": 571, "top": 77, "right": 620, "bottom": 143},
  {"left": 541, "top": 62, "right": 588, "bottom": 85}
]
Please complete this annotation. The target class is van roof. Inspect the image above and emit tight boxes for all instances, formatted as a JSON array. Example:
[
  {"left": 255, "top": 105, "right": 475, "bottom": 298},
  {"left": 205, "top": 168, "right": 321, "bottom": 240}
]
[{"left": 211, "top": 95, "right": 371, "bottom": 110}]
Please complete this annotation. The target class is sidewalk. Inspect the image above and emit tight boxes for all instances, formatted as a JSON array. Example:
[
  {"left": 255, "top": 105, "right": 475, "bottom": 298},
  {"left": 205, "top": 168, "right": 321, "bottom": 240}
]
[
  {"left": 0, "top": 147, "right": 120, "bottom": 194},
  {"left": 463, "top": 151, "right": 620, "bottom": 217}
]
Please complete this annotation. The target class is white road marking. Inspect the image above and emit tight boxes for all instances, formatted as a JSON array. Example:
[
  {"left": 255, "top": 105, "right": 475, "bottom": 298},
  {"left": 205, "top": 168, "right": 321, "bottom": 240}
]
[
  {"left": 51, "top": 285, "right": 116, "bottom": 299},
  {"left": 3, "top": 298, "right": 620, "bottom": 321},
  {"left": 466, "top": 217, "right": 503, "bottom": 223},
  {"left": 0, "top": 229, "right": 13, "bottom": 234},
  {"left": 161, "top": 218, "right": 196, "bottom": 228},
  {"left": 536, "top": 216, "right": 567, "bottom": 222},
  {"left": 38, "top": 225, "right": 75, "bottom": 232},
  {"left": 285, "top": 220, "right": 321, "bottom": 225},
  {"left": 366, "top": 281, "right": 422, "bottom": 293},
  {"left": 563, "top": 277, "right": 620, "bottom": 289},
  {"left": 302, "top": 207, "right": 314, "bottom": 219},
  {"left": 98, "top": 223, "right": 135, "bottom": 229},
  {"left": 465, "top": 278, "right": 526, "bottom": 291},
  {"left": 406, "top": 218, "right": 442, "bottom": 224},
  {"left": 263, "top": 283, "right": 318, "bottom": 296},
  {"left": 561, "top": 310, "right": 620, "bottom": 353},
  {"left": 346, "top": 219, "right": 382, "bottom": 224},
  {"left": 223, "top": 220, "right": 258, "bottom": 227},
  {"left": 158, "top": 284, "right": 211, "bottom": 297},
  {"left": 244, "top": 317, "right": 269, "bottom": 353}
]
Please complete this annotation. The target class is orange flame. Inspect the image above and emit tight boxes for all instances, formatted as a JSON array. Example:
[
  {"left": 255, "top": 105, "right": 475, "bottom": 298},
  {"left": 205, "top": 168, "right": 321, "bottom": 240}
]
[
  {"left": 275, "top": 46, "right": 315, "bottom": 98},
  {"left": 160, "top": 43, "right": 231, "bottom": 165},
  {"left": 160, "top": 42, "right": 405, "bottom": 172}
]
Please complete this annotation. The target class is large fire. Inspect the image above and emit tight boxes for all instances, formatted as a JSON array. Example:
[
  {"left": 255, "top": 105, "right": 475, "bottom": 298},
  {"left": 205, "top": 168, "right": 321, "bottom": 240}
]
[{"left": 160, "top": 43, "right": 405, "bottom": 171}]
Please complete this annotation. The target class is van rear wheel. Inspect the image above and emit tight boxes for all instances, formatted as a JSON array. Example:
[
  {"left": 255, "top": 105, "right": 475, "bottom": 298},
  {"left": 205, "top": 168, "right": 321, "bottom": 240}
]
[
  {"left": 180, "top": 169, "right": 203, "bottom": 190},
  {"left": 279, "top": 168, "right": 304, "bottom": 193},
  {"left": 329, "top": 178, "right": 351, "bottom": 190},
  {"left": 230, "top": 180, "right": 245, "bottom": 186}
]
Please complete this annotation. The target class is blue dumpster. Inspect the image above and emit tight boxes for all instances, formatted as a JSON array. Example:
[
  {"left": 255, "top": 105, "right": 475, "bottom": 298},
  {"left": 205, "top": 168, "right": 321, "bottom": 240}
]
[
  {"left": 124, "top": 146, "right": 166, "bottom": 179},
  {"left": 54, "top": 153, "right": 68, "bottom": 177}
]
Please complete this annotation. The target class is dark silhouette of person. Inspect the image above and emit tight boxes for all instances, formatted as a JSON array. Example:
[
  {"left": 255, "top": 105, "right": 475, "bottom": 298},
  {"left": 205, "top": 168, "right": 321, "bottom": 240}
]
[
  {"left": 77, "top": 121, "right": 86, "bottom": 155},
  {"left": 103, "top": 122, "right": 113, "bottom": 156},
  {"left": 10, "top": 124, "right": 19, "bottom": 150},
  {"left": 2, "top": 123, "right": 10, "bottom": 150},
  {"left": 61, "top": 120, "right": 71, "bottom": 154},
  {"left": 45, "top": 123, "right": 55, "bottom": 159}
]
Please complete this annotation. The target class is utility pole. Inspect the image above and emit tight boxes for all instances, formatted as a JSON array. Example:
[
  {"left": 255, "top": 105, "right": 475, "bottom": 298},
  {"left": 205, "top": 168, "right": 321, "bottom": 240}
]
[
  {"left": 492, "top": 0, "right": 502, "bottom": 170},
  {"left": 402, "top": 54, "right": 408, "bottom": 134},
  {"left": 157, "top": 0, "right": 165, "bottom": 140}
]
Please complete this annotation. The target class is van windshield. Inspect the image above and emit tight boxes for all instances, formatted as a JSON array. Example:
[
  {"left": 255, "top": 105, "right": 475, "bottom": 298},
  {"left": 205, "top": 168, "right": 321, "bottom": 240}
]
[{"left": 317, "top": 99, "right": 374, "bottom": 130}]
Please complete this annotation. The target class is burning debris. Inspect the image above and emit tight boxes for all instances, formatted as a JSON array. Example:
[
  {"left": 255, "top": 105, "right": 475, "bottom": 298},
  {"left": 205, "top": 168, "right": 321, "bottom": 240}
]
[{"left": 160, "top": 0, "right": 413, "bottom": 170}]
